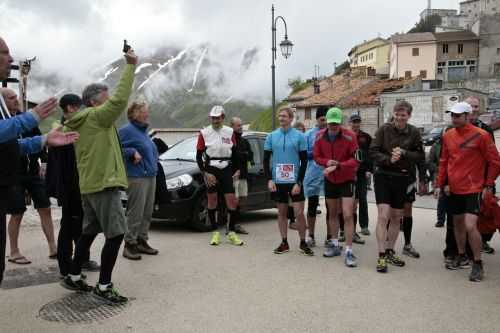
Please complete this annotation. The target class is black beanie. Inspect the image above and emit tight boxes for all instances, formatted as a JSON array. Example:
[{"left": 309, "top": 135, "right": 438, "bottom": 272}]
[{"left": 316, "top": 106, "right": 328, "bottom": 119}]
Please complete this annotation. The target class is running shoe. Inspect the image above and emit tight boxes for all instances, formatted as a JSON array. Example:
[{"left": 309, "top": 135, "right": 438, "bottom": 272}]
[
  {"left": 446, "top": 254, "right": 470, "bottom": 270},
  {"left": 274, "top": 242, "right": 290, "bottom": 254},
  {"left": 469, "top": 261, "right": 484, "bottom": 282},
  {"left": 323, "top": 240, "right": 342, "bottom": 258},
  {"left": 481, "top": 242, "right": 495, "bottom": 254},
  {"left": 403, "top": 244, "right": 421, "bottom": 258},
  {"left": 306, "top": 237, "right": 316, "bottom": 248},
  {"left": 300, "top": 243, "right": 314, "bottom": 256},
  {"left": 353, "top": 233, "right": 365, "bottom": 245},
  {"left": 376, "top": 257, "right": 388, "bottom": 273},
  {"left": 234, "top": 224, "right": 249, "bottom": 235},
  {"left": 386, "top": 250, "right": 405, "bottom": 267},
  {"left": 444, "top": 256, "right": 455, "bottom": 265},
  {"left": 81, "top": 261, "right": 100, "bottom": 272},
  {"left": 435, "top": 221, "right": 445, "bottom": 228},
  {"left": 93, "top": 283, "right": 128, "bottom": 304},
  {"left": 339, "top": 231, "right": 346, "bottom": 242},
  {"left": 345, "top": 251, "right": 358, "bottom": 268},
  {"left": 360, "top": 228, "right": 371, "bottom": 236},
  {"left": 227, "top": 231, "right": 244, "bottom": 246},
  {"left": 210, "top": 231, "right": 221, "bottom": 246},
  {"left": 60, "top": 275, "right": 93, "bottom": 292}
]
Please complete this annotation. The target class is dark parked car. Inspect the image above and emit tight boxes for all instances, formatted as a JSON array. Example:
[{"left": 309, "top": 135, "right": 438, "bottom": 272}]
[
  {"left": 123, "top": 132, "right": 275, "bottom": 231},
  {"left": 423, "top": 127, "right": 444, "bottom": 146}
]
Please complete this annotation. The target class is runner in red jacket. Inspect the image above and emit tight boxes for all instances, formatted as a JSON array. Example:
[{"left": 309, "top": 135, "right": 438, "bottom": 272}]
[
  {"left": 435, "top": 102, "right": 500, "bottom": 282},
  {"left": 313, "top": 107, "right": 360, "bottom": 267}
]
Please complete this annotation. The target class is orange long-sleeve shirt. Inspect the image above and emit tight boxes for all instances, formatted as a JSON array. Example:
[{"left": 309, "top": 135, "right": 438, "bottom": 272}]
[{"left": 436, "top": 123, "right": 500, "bottom": 194}]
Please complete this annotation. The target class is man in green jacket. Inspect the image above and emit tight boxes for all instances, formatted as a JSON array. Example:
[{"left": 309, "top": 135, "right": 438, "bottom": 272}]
[{"left": 60, "top": 48, "right": 137, "bottom": 304}]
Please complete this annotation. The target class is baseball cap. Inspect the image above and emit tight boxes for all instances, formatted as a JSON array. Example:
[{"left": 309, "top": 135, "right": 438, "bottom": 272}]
[
  {"left": 349, "top": 114, "right": 361, "bottom": 122},
  {"left": 326, "top": 107, "right": 343, "bottom": 124},
  {"left": 446, "top": 102, "right": 472, "bottom": 114},
  {"left": 209, "top": 105, "right": 225, "bottom": 117},
  {"left": 59, "top": 94, "right": 82, "bottom": 110}
]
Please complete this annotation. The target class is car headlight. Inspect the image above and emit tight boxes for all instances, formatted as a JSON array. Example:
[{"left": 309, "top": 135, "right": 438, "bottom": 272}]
[{"left": 166, "top": 174, "right": 193, "bottom": 190}]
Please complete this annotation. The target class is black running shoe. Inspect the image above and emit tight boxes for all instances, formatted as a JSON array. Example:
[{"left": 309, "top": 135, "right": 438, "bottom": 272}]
[
  {"left": 81, "top": 260, "right": 100, "bottom": 272},
  {"left": 60, "top": 275, "right": 93, "bottom": 292},
  {"left": 93, "top": 283, "right": 128, "bottom": 304},
  {"left": 446, "top": 254, "right": 470, "bottom": 270},
  {"left": 352, "top": 232, "right": 365, "bottom": 245},
  {"left": 469, "top": 262, "right": 484, "bottom": 282},
  {"left": 435, "top": 221, "right": 445, "bottom": 228},
  {"left": 299, "top": 243, "right": 314, "bottom": 256},
  {"left": 386, "top": 250, "right": 405, "bottom": 267},
  {"left": 481, "top": 242, "right": 495, "bottom": 254}
]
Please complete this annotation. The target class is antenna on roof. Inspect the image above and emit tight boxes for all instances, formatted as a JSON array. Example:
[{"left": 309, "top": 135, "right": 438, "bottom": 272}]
[{"left": 428, "top": 0, "right": 431, "bottom": 10}]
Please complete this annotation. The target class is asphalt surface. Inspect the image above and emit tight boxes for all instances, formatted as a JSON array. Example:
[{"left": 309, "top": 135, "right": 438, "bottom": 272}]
[{"left": 2, "top": 200, "right": 500, "bottom": 333}]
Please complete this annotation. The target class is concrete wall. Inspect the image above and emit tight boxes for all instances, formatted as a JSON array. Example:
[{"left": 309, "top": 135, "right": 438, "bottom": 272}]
[
  {"left": 380, "top": 89, "right": 488, "bottom": 131},
  {"left": 294, "top": 107, "right": 317, "bottom": 130},
  {"left": 477, "top": 15, "right": 500, "bottom": 78},
  {"left": 343, "top": 106, "right": 380, "bottom": 136},
  {"left": 390, "top": 42, "right": 437, "bottom": 80}
]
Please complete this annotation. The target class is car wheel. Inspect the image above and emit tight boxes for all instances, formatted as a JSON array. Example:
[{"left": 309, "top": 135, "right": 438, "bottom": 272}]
[{"left": 190, "top": 194, "right": 212, "bottom": 232}]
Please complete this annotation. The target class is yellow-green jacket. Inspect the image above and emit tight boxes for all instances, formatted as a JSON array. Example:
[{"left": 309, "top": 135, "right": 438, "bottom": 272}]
[{"left": 64, "top": 64, "right": 135, "bottom": 194}]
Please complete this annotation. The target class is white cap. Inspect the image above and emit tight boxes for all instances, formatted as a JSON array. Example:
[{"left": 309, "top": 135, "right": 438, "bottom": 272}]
[
  {"left": 447, "top": 102, "right": 472, "bottom": 114},
  {"left": 209, "top": 105, "right": 225, "bottom": 117}
]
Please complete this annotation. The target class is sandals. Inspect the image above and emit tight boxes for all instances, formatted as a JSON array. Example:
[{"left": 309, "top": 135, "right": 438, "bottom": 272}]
[{"left": 8, "top": 256, "right": 32, "bottom": 265}]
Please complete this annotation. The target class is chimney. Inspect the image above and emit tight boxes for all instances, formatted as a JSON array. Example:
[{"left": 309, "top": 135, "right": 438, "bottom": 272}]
[
  {"left": 313, "top": 77, "right": 320, "bottom": 94},
  {"left": 313, "top": 64, "right": 321, "bottom": 94}
]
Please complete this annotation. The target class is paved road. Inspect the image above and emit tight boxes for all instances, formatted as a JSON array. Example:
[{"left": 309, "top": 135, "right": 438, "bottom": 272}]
[{"left": 1, "top": 203, "right": 500, "bottom": 333}]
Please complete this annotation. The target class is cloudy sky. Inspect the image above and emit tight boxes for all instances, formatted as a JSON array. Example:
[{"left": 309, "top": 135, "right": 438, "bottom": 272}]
[{"left": 0, "top": 0, "right": 460, "bottom": 101}]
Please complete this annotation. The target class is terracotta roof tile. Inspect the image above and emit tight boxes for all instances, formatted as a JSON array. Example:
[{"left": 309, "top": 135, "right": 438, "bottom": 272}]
[
  {"left": 291, "top": 76, "right": 376, "bottom": 108},
  {"left": 338, "top": 78, "right": 417, "bottom": 108}
]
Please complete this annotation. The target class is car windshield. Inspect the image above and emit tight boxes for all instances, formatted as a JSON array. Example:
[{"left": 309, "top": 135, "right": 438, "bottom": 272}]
[{"left": 160, "top": 136, "right": 197, "bottom": 161}]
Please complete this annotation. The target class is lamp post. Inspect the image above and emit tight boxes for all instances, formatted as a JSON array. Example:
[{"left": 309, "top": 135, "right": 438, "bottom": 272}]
[{"left": 271, "top": 4, "right": 293, "bottom": 130}]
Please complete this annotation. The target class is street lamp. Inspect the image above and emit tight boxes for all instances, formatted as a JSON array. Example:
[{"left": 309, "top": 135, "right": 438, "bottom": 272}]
[{"left": 271, "top": 4, "right": 293, "bottom": 130}]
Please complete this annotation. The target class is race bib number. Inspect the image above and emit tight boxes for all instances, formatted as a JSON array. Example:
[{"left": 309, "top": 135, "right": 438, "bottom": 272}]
[{"left": 276, "top": 164, "right": 295, "bottom": 182}]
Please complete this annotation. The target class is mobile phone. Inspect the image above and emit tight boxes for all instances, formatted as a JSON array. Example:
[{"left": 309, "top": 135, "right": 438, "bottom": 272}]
[{"left": 123, "top": 39, "right": 131, "bottom": 53}]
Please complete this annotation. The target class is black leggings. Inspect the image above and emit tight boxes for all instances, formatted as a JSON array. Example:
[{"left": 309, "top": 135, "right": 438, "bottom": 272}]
[{"left": 70, "top": 233, "right": 124, "bottom": 285}]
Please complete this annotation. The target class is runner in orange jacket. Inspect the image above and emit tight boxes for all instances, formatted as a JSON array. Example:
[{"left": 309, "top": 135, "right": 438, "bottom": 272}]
[{"left": 435, "top": 102, "right": 500, "bottom": 282}]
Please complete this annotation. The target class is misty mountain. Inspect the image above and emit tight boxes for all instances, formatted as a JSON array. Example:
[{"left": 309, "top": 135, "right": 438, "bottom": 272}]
[
  {"left": 30, "top": 44, "right": 267, "bottom": 131},
  {"left": 92, "top": 44, "right": 266, "bottom": 128}
]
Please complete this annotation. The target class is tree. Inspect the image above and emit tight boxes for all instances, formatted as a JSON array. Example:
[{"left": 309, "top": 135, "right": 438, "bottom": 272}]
[
  {"left": 335, "top": 61, "right": 350, "bottom": 75},
  {"left": 288, "top": 77, "right": 311, "bottom": 95},
  {"left": 408, "top": 14, "right": 442, "bottom": 33}
]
